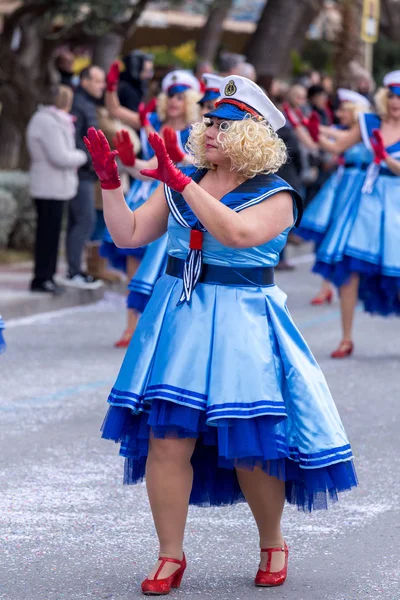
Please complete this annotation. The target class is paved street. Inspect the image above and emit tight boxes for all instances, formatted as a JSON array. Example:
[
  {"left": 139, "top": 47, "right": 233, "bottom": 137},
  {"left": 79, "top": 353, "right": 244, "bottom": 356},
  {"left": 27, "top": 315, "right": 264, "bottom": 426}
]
[{"left": 1, "top": 256, "right": 399, "bottom": 600}]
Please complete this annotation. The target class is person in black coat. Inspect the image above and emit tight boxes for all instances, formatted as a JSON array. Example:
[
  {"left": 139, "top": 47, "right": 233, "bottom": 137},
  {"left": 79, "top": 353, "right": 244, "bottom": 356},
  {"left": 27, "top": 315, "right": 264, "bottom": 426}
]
[
  {"left": 118, "top": 51, "right": 154, "bottom": 112},
  {"left": 65, "top": 66, "right": 106, "bottom": 288}
]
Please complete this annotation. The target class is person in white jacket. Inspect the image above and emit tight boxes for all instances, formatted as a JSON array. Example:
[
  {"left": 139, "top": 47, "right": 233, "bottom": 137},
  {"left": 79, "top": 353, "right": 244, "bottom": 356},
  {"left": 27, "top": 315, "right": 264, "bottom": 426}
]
[{"left": 27, "top": 85, "right": 87, "bottom": 293}]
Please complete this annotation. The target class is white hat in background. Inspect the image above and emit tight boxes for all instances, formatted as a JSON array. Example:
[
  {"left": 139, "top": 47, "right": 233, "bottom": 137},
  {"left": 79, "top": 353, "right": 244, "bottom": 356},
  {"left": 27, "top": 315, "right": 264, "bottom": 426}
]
[
  {"left": 383, "top": 70, "right": 400, "bottom": 96},
  {"left": 161, "top": 70, "right": 200, "bottom": 96},
  {"left": 337, "top": 88, "right": 371, "bottom": 109},
  {"left": 199, "top": 73, "right": 223, "bottom": 105}
]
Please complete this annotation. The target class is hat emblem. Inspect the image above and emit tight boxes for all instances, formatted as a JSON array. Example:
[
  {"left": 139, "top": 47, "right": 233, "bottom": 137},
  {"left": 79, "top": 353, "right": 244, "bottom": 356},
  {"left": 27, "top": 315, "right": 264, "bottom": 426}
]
[
  {"left": 172, "top": 75, "right": 178, "bottom": 82},
  {"left": 224, "top": 80, "right": 237, "bottom": 97}
]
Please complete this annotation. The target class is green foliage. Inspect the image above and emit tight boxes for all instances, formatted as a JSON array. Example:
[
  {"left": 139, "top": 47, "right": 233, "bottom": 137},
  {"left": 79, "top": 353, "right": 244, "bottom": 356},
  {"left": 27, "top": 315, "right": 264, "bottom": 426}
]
[
  {"left": 373, "top": 35, "right": 399, "bottom": 85},
  {"left": 22, "top": 0, "right": 134, "bottom": 36}
]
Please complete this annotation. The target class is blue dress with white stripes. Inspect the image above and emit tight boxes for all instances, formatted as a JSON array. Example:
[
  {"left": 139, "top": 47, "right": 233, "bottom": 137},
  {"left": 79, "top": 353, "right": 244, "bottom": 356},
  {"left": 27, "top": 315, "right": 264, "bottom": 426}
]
[
  {"left": 314, "top": 113, "right": 400, "bottom": 316},
  {"left": 101, "top": 168, "right": 357, "bottom": 511}
]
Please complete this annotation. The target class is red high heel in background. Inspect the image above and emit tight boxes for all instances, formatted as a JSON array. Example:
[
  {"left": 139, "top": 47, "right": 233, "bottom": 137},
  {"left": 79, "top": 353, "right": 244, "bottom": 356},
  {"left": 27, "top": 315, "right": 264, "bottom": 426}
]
[
  {"left": 114, "top": 328, "right": 134, "bottom": 348},
  {"left": 141, "top": 554, "right": 186, "bottom": 595},
  {"left": 255, "top": 543, "right": 289, "bottom": 587},
  {"left": 331, "top": 340, "right": 354, "bottom": 359},
  {"left": 311, "top": 288, "right": 333, "bottom": 305}
]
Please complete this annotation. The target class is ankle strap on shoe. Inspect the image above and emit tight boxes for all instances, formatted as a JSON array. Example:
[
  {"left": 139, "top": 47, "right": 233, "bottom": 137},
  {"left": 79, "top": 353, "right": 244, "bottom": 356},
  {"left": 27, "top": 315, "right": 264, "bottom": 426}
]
[{"left": 154, "top": 556, "right": 184, "bottom": 581}]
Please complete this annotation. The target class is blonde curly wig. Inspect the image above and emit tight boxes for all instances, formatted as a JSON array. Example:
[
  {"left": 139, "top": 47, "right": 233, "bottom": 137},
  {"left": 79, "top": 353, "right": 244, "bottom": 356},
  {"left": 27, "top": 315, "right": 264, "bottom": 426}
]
[
  {"left": 186, "top": 116, "right": 287, "bottom": 179},
  {"left": 374, "top": 87, "right": 389, "bottom": 118},
  {"left": 340, "top": 101, "right": 370, "bottom": 125},
  {"left": 156, "top": 90, "right": 201, "bottom": 124}
]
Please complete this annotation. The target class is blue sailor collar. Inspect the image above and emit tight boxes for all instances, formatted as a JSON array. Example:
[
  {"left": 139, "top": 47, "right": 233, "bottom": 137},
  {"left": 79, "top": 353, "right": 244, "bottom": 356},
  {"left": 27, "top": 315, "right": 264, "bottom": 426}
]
[
  {"left": 359, "top": 113, "right": 400, "bottom": 155},
  {"left": 165, "top": 167, "right": 303, "bottom": 230}
]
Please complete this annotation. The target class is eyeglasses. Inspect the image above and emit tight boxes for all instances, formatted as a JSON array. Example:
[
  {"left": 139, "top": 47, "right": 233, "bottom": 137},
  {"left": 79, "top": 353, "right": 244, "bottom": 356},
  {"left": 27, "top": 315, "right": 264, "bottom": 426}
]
[{"left": 204, "top": 118, "right": 231, "bottom": 131}]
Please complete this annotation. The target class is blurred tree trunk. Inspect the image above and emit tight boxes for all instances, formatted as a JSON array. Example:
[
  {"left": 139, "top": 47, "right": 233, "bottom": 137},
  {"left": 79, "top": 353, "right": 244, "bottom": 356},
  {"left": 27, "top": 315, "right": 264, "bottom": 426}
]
[
  {"left": 246, "top": 0, "right": 323, "bottom": 92},
  {"left": 92, "top": 32, "right": 124, "bottom": 71},
  {"left": 333, "top": 0, "right": 364, "bottom": 88},
  {"left": 380, "top": 0, "right": 400, "bottom": 39},
  {"left": 196, "top": 0, "right": 234, "bottom": 64}
]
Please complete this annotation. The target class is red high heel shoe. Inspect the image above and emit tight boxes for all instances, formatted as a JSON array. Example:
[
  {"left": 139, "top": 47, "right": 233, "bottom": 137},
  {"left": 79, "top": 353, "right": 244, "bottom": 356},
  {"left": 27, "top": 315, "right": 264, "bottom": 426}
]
[
  {"left": 255, "top": 543, "right": 289, "bottom": 587},
  {"left": 331, "top": 340, "right": 354, "bottom": 359},
  {"left": 141, "top": 554, "right": 186, "bottom": 596},
  {"left": 114, "top": 328, "right": 134, "bottom": 348},
  {"left": 311, "top": 289, "right": 333, "bottom": 305}
]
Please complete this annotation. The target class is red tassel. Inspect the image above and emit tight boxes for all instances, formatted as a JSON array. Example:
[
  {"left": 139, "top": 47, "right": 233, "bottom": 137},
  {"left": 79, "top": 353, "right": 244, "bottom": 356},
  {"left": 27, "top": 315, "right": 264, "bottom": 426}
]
[{"left": 189, "top": 230, "right": 203, "bottom": 250}]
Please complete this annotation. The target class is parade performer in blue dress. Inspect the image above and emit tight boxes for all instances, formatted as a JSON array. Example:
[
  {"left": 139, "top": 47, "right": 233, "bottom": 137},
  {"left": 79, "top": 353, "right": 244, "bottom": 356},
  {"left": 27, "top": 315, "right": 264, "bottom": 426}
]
[
  {"left": 198, "top": 72, "right": 223, "bottom": 116},
  {"left": 104, "top": 69, "right": 201, "bottom": 347},
  {"left": 84, "top": 75, "right": 357, "bottom": 595},
  {"left": 313, "top": 70, "right": 400, "bottom": 358},
  {"left": 297, "top": 89, "right": 371, "bottom": 306},
  {"left": 0, "top": 315, "right": 6, "bottom": 354}
]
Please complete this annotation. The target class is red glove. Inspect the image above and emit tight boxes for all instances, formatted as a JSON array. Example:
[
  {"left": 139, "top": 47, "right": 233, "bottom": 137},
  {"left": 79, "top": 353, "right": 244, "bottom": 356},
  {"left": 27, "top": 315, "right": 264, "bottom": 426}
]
[
  {"left": 283, "top": 102, "right": 301, "bottom": 129},
  {"left": 305, "top": 111, "right": 320, "bottom": 142},
  {"left": 106, "top": 61, "right": 120, "bottom": 93},
  {"left": 370, "top": 128, "right": 388, "bottom": 164},
  {"left": 163, "top": 127, "right": 185, "bottom": 163},
  {"left": 112, "top": 130, "right": 136, "bottom": 167},
  {"left": 138, "top": 102, "right": 150, "bottom": 128},
  {"left": 83, "top": 128, "right": 120, "bottom": 190},
  {"left": 140, "top": 132, "right": 191, "bottom": 193}
]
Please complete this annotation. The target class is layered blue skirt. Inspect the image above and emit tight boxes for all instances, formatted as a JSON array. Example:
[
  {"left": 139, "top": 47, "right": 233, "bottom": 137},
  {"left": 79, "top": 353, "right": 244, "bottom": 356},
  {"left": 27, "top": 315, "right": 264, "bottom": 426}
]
[
  {"left": 297, "top": 166, "right": 347, "bottom": 245},
  {"left": 314, "top": 172, "right": 400, "bottom": 316},
  {"left": 102, "top": 273, "right": 358, "bottom": 511},
  {"left": 127, "top": 234, "right": 168, "bottom": 313},
  {"left": 100, "top": 180, "right": 158, "bottom": 272},
  {"left": 0, "top": 315, "right": 5, "bottom": 354}
]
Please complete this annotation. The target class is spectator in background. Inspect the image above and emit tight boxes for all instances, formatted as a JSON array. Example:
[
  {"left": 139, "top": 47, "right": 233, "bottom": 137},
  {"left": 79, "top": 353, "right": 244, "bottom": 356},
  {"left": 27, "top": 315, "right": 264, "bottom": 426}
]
[
  {"left": 65, "top": 65, "right": 105, "bottom": 289},
  {"left": 27, "top": 85, "right": 87, "bottom": 294},
  {"left": 236, "top": 61, "right": 257, "bottom": 82},
  {"left": 55, "top": 48, "right": 76, "bottom": 88},
  {"left": 217, "top": 51, "right": 245, "bottom": 77},
  {"left": 194, "top": 60, "right": 214, "bottom": 92},
  {"left": 118, "top": 50, "right": 154, "bottom": 113},
  {"left": 307, "top": 84, "right": 331, "bottom": 125}
]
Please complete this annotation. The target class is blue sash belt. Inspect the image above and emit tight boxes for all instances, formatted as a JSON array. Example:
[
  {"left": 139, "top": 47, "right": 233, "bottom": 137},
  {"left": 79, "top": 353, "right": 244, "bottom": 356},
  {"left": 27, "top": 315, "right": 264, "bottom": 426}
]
[{"left": 166, "top": 256, "right": 275, "bottom": 287}]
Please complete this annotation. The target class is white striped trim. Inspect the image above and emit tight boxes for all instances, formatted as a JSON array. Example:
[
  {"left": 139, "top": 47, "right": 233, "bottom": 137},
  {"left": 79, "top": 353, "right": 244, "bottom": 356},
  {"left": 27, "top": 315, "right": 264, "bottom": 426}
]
[
  {"left": 358, "top": 112, "right": 373, "bottom": 151},
  {"left": 233, "top": 186, "right": 294, "bottom": 213},
  {"left": 164, "top": 184, "right": 189, "bottom": 228}
]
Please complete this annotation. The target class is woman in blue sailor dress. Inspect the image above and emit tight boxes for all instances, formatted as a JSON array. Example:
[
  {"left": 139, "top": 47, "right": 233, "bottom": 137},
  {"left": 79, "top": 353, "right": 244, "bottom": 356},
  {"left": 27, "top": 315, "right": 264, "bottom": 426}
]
[
  {"left": 312, "top": 71, "right": 400, "bottom": 358},
  {"left": 107, "top": 70, "right": 202, "bottom": 348},
  {"left": 297, "top": 89, "right": 372, "bottom": 307},
  {"left": 84, "top": 74, "right": 357, "bottom": 594},
  {"left": 0, "top": 315, "right": 5, "bottom": 354}
]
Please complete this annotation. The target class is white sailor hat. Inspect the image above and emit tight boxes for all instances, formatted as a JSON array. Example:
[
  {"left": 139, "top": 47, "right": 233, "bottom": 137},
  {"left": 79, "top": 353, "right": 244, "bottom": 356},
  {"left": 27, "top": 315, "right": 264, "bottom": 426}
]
[
  {"left": 383, "top": 70, "right": 400, "bottom": 96},
  {"left": 199, "top": 73, "right": 223, "bottom": 104},
  {"left": 337, "top": 88, "right": 371, "bottom": 109},
  {"left": 161, "top": 70, "right": 200, "bottom": 97},
  {"left": 204, "top": 75, "right": 286, "bottom": 131}
]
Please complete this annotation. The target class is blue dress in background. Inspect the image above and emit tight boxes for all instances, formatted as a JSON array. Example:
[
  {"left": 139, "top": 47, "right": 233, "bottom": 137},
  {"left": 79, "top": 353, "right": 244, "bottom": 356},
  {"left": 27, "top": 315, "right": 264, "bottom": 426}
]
[
  {"left": 101, "top": 168, "right": 357, "bottom": 512},
  {"left": 0, "top": 315, "right": 5, "bottom": 354},
  {"left": 314, "top": 113, "right": 400, "bottom": 316},
  {"left": 127, "top": 126, "right": 191, "bottom": 313},
  {"left": 297, "top": 140, "right": 372, "bottom": 245},
  {"left": 100, "top": 112, "right": 163, "bottom": 272}
]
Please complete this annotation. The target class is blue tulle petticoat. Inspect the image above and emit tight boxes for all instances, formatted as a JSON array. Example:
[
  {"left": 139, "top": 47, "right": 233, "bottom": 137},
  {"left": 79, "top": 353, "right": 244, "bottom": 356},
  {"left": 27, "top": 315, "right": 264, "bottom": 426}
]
[{"left": 101, "top": 400, "right": 357, "bottom": 512}]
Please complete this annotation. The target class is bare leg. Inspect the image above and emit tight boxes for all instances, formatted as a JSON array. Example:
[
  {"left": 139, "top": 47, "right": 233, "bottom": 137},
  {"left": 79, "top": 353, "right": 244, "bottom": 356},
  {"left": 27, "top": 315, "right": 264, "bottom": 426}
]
[
  {"left": 145, "top": 434, "right": 196, "bottom": 579},
  {"left": 311, "top": 278, "right": 333, "bottom": 304},
  {"left": 236, "top": 467, "right": 286, "bottom": 572},
  {"left": 339, "top": 273, "right": 359, "bottom": 341}
]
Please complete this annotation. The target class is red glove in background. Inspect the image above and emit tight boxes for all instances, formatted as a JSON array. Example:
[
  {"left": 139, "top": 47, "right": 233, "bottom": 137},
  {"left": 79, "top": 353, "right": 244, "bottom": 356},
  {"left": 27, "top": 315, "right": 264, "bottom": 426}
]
[
  {"left": 138, "top": 102, "right": 151, "bottom": 128},
  {"left": 283, "top": 102, "right": 301, "bottom": 129},
  {"left": 106, "top": 61, "right": 120, "bottom": 93},
  {"left": 371, "top": 128, "right": 388, "bottom": 164},
  {"left": 140, "top": 132, "right": 191, "bottom": 193},
  {"left": 83, "top": 128, "right": 121, "bottom": 190},
  {"left": 163, "top": 127, "right": 185, "bottom": 163},
  {"left": 112, "top": 130, "right": 136, "bottom": 167},
  {"left": 305, "top": 111, "right": 320, "bottom": 142}
]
